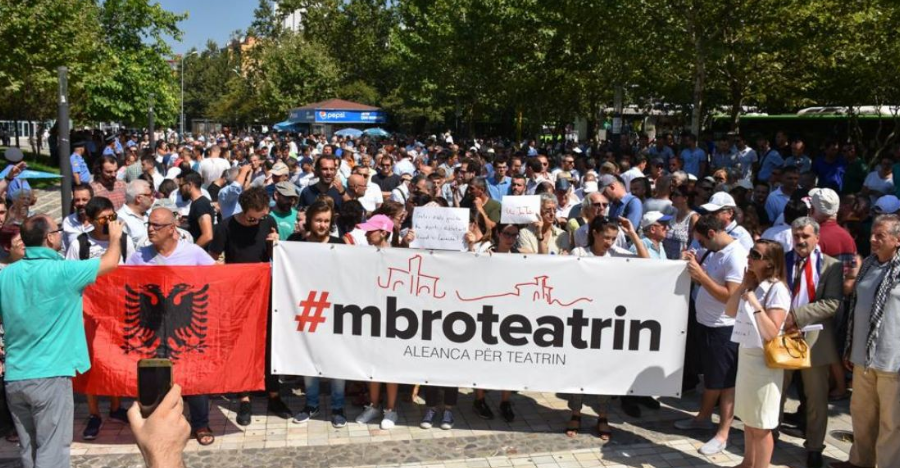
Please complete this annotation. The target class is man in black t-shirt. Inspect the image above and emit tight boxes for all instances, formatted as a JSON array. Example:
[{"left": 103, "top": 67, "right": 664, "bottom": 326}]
[
  {"left": 182, "top": 172, "right": 214, "bottom": 248},
  {"left": 371, "top": 155, "right": 401, "bottom": 200},
  {"left": 207, "top": 187, "right": 291, "bottom": 425},
  {"left": 299, "top": 155, "right": 343, "bottom": 209}
]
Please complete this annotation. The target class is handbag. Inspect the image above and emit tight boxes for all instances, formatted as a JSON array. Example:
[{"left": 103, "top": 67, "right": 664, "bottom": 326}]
[{"left": 764, "top": 326, "right": 811, "bottom": 370}]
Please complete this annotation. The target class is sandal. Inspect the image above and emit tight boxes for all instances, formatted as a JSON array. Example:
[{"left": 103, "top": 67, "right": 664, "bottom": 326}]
[
  {"left": 565, "top": 414, "right": 581, "bottom": 438},
  {"left": 596, "top": 417, "right": 612, "bottom": 441},
  {"left": 193, "top": 427, "right": 215, "bottom": 446}
]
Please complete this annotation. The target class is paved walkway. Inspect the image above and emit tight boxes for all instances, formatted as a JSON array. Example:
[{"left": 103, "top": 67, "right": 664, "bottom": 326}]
[{"left": 0, "top": 381, "right": 852, "bottom": 468}]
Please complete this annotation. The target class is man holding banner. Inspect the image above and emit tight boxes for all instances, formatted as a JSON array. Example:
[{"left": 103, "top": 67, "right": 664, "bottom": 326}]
[
  {"left": 126, "top": 207, "right": 217, "bottom": 446},
  {"left": 0, "top": 214, "right": 124, "bottom": 468}
]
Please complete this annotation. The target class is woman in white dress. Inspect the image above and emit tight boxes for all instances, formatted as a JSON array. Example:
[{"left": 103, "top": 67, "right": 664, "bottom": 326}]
[{"left": 725, "top": 239, "right": 791, "bottom": 468}]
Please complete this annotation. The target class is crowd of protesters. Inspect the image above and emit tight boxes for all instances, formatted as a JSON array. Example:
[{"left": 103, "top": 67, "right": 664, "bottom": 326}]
[{"left": 0, "top": 126, "right": 898, "bottom": 468}]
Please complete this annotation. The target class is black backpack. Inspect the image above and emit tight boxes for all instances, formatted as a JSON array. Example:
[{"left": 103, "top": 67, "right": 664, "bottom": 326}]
[{"left": 77, "top": 233, "right": 128, "bottom": 263}]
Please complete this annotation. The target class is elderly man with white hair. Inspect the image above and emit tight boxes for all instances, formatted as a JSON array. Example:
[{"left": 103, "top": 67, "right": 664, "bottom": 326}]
[{"left": 116, "top": 179, "right": 154, "bottom": 248}]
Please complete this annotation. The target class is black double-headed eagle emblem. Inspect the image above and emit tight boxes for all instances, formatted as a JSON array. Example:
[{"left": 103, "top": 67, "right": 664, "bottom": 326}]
[{"left": 122, "top": 283, "right": 209, "bottom": 360}]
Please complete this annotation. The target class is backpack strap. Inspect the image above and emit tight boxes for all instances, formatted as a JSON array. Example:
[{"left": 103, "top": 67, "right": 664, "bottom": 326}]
[{"left": 77, "top": 233, "right": 90, "bottom": 260}]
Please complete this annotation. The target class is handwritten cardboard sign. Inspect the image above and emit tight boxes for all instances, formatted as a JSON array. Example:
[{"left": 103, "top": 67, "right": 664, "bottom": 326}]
[
  {"left": 409, "top": 207, "right": 469, "bottom": 251},
  {"left": 500, "top": 195, "right": 540, "bottom": 224}
]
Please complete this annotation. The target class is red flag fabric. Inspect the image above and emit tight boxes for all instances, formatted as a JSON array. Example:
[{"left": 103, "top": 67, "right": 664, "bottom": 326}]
[{"left": 73, "top": 264, "right": 270, "bottom": 396}]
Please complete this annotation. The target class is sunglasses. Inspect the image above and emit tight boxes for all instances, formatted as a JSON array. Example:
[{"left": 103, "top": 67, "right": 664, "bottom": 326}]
[
  {"left": 500, "top": 230, "right": 519, "bottom": 238},
  {"left": 748, "top": 249, "right": 763, "bottom": 260},
  {"left": 95, "top": 213, "right": 118, "bottom": 225}
]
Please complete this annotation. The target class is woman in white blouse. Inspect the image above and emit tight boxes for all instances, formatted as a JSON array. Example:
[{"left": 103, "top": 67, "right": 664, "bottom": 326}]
[{"left": 724, "top": 239, "right": 791, "bottom": 468}]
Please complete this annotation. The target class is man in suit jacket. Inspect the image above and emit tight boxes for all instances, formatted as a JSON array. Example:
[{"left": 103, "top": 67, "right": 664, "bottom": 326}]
[{"left": 781, "top": 216, "right": 844, "bottom": 468}]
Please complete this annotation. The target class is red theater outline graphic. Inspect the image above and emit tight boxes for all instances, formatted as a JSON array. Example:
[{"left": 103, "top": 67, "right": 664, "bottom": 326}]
[
  {"left": 376, "top": 255, "right": 591, "bottom": 307},
  {"left": 455, "top": 275, "right": 593, "bottom": 307},
  {"left": 376, "top": 255, "right": 446, "bottom": 299}
]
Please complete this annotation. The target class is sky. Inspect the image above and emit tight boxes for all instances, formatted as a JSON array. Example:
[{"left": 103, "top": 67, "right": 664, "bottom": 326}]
[{"left": 157, "top": 0, "right": 258, "bottom": 54}]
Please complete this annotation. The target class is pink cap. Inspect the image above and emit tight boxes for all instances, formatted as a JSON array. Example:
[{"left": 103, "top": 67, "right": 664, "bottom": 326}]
[{"left": 357, "top": 214, "right": 394, "bottom": 233}]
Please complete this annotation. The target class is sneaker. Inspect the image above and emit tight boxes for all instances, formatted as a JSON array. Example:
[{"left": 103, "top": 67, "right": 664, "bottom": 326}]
[
  {"left": 267, "top": 397, "right": 293, "bottom": 419},
  {"left": 108, "top": 407, "right": 129, "bottom": 424},
  {"left": 420, "top": 408, "right": 437, "bottom": 429},
  {"left": 292, "top": 406, "right": 319, "bottom": 424},
  {"left": 698, "top": 436, "right": 727, "bottom": 455},
  {"left": 499, "top": 401, "right": 515, "bottom": 423},
  {"left": 355, "top": 404, "right": 381, "bottom": 424},
  {"left": 82, "top": 415, "right": 102, "bottom": 440},
  {"left": 472, "top": 398, "right": 494, "bottom": 420},
  {"left": 380, "top": 409, "right": 398, "bottom": 429},
  {"left": 439, "top": 409, "right": 454, "bottom": 430},
  {"left": 331, "top": 409, "right": 347, "bottom": 428},
  {"left": 236, "top": 401, "right": 252, "bottom": 426},
  {"left": 674, "top": 418, "right": 715, "bottom": 430}
]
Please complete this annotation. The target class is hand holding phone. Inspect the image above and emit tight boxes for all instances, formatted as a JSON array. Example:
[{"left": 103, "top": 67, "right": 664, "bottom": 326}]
[
  {"left": 128, "top": 383, "right": 190, "bottom": 468},
  {"left": 137, "top": 358, "right": 173, "bottom": 418}
]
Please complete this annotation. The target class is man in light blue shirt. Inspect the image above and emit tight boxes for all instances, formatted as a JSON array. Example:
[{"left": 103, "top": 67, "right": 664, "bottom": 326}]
[
  {"left": 0, "top": 214, "right": 124, "bottom": 468},
  {"left": 487, "top": 157, "right": 511, "bottom": 200},
  {"left": 679, "top": 134, "right": 707, "bottom": 177},
  {"left": 631, "top": 211, "right": 671, "bottom": 259}
]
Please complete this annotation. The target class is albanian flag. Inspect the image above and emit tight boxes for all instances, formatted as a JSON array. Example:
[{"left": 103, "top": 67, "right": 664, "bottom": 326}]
[{"left": 73, "top": 264, "right": 270, "bottom": 396}]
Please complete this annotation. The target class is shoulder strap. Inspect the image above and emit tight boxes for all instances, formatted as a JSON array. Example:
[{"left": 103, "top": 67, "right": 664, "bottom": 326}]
[
  {"left": 77, "top": 233, "right": 89, "bottom": 260},
  {"left": 575, "top": 217, "right": 586, "bottom": 227},
  {"left": 121, "top": 235, "right": 128, "bottom": 263}
]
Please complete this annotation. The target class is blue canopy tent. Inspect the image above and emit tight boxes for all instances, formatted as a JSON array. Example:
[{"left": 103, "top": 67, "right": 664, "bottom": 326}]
[
  {"left": 363, "top": 127, "right": 390, "bottom": 138},
  {"left": 334, "top": 128, "right": 363, "bottom": 138},
  {"left": 276, "top": 99, "right": 387, "bottom": 137}
]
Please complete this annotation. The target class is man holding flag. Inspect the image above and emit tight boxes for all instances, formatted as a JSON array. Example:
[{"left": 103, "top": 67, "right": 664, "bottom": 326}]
[{"left": 126, "top": 207, "right": 216, "bottom": 446}]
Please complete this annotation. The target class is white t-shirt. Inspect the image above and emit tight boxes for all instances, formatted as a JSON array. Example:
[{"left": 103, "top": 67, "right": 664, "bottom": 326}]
[
  {"left": 695, "top": 240, "right": 748, "bottom": 327},
  {"left": 357, "top": 182, "right": 385, "bottom": 213},
  {"left": 731, "top": 280, "right": 791, "bottom": 348},
  {"left": 64, "top": 233, "right": 136, "bottom": 264},
  {"left": 621, "top": 167, "right": 645, "bottom": 193},
  {"left": 864, "top": 171, "right": 894, "bottom": 196},
  {"left": 198, "top": 157, "right": 231, "bottom": 188},
  {"left": 570, "top": 245, "right": 635, "bottom": 258}
]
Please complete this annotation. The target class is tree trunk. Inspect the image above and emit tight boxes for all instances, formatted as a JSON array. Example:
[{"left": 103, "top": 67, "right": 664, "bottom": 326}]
[{"left": 691, "top": 55, "right": 705, "bottom": 137}]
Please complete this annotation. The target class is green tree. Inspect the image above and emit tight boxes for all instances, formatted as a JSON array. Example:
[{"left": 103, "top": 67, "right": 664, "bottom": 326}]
[
  {"left": 83, "top": 0, "right": 186, "bottom": 126},
  {"left": 0, "top": 0, "right": 101, "bottom": 128}
]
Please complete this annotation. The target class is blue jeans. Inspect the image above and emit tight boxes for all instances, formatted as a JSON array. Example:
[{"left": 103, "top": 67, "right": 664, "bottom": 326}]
[
  {"left": 303, "top": 377, "right": 345, "bottom": 410},
  {"left": 185, "top": 395, "right": 209, "bottom": 430}
]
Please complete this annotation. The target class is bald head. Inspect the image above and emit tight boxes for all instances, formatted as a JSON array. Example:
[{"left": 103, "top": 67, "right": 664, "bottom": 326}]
[
  {"left": 347, "top": 174, "right": 367, "bottom": 197},
  {"left": 149, "top": 207, "right": 176, "bottom": 224},
  {"left": 21, "top": 214, "right": 58, "bottom": 248}
]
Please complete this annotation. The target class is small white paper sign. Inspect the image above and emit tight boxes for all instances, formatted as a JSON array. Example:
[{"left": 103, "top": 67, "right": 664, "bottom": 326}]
[
  {"left": 410, "top": 207, "right": 469, "bottom": 251},
  {"left": 731, "top": 303, "right": 763, "bottom": 348},
  {"left": 500, "top": 195, "right": 540, "bottom": 224}
]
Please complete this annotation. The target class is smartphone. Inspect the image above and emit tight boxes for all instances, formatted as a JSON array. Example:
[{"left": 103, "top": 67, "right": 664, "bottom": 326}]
[{"left": 137, "top": 358, "right": 173, "bottom": 418}]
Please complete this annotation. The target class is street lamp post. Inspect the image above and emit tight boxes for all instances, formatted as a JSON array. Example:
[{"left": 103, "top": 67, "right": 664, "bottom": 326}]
[{"left": 180, "top": 51, "right": 199, "bottom": 142}]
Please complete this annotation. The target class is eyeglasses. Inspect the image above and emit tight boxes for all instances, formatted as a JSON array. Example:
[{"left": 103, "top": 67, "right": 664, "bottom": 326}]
[
  {"left": 48, "top": 227, "right": 64, "bottom": 235},
  {"left": 500, "top": 231, "right": 519, "bottom": 238},
  {"left": 95, "top": 213, "right": 118, "bottom": 225},
  {"left": 748, "top": 249, "right": 763, "bottom": 260},
  {"left": 146, "top": 222, "right": 174, "bottom": 230},
  {"left": 245, "top": 213, "right": 269, "bottom": 224}
]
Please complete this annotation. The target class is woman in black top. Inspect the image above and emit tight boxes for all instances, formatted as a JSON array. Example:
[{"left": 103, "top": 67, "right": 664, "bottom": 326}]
[{"left": 287, "top": 200, "right": 343, "bottom": 244}]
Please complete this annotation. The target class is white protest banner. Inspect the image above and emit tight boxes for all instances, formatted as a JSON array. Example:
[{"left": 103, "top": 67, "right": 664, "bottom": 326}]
[
  {"left": 500, "top": 195, "right": 540, "bottom": 224},
  {"left": 272, "top": 243, "right": 691, "bottom": 396},
  {"left": 408, "top": 207, "right": 469, "bottom": 251}
]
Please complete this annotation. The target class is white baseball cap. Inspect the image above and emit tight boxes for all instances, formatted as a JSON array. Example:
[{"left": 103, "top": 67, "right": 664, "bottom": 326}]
[
  {"left": 699, "top": 192, "right": 737, "bottom": 212},
  {"left": 641, "top": 211, "right": 673, "bottom": 229}
]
